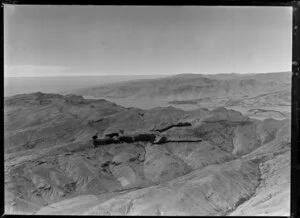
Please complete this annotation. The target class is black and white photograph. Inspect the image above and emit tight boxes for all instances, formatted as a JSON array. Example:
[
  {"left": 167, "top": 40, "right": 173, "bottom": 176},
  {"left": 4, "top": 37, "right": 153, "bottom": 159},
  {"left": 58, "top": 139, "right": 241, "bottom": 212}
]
[{"left": 4, "top": 5, "right": 292, "bottom": 216}]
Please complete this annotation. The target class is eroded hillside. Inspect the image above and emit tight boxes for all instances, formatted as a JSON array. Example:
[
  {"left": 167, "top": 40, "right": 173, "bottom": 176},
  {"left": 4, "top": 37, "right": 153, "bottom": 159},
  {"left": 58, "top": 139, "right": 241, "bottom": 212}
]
[
  {"left": 4, "top": 92, "right": 290, "bottom": 215},
  {"left": 74, "top": 72, "right": 290, "bottom": 99},
  {"left": 71, "top": 73, "right": 291, "bottom": 123}
]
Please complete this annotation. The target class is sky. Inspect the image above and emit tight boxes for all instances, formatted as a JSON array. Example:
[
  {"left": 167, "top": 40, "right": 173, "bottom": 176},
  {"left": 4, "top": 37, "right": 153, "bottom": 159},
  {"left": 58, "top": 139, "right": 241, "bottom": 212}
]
[{"left": 4, "top": 5, "right": 292, "bottom": 77}]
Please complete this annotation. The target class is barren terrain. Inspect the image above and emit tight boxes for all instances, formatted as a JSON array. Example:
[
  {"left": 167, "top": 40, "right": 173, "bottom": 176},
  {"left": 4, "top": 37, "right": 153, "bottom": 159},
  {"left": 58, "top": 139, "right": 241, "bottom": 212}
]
[{"left": 4, "top": 72, "right": 291, "bottom": 215}]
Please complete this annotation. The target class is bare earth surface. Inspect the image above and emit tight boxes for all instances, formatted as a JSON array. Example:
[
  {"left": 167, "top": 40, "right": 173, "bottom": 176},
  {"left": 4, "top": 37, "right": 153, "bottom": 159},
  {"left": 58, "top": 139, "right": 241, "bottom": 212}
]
[{"left": 4, "top": 72, "right": 290, "bottom": 215}]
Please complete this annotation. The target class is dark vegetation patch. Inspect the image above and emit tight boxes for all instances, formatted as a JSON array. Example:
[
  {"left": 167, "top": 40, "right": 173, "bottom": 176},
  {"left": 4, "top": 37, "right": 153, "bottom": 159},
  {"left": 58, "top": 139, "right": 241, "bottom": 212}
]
[
  {"left": 118, "top": 135, "right": 134, "bottom": 143},
  {"left": 105, "top": 133, "right": 119, "bottom": 138},
  {"left": 94, "top": 138, "right": 120, "bottom": 147},
  {"left": 133, "top": 134, "right": 156, "bottom": 143},
  {"left": 155, "top": 122, "right": 192, "bottom": 133},
  {"left": 101, "top": 161, "right": 111, "bottom": 168}
]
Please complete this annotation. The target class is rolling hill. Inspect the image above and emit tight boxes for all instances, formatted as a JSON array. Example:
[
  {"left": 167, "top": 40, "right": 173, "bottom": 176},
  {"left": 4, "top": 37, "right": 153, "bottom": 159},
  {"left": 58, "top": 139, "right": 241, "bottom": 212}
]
[
  {"left": 73, "top": 72, "right": 290, "bottom": 100},
  {"left": 4, "top": 92, "right": 290, "bottom": 215}
]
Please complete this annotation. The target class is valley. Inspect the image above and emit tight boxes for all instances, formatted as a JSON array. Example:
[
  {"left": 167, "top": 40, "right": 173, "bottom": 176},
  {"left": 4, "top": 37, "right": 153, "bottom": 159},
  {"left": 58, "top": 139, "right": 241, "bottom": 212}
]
[
  {"left": 4, "top": 72, "right": 291, "bottom": 215},
  {"left": 4, "top": 4, "right": 292, "bottom": 216}
]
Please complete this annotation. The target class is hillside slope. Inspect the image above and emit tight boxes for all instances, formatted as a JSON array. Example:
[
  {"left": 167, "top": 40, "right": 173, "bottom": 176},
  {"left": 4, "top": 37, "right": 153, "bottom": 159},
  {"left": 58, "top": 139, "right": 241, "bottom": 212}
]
[
  {"left": 4, "top": 92, "right": 290, "bottom": 215},
  {"left": 74, "top": 72, "right": 290, "bottom": 99}
]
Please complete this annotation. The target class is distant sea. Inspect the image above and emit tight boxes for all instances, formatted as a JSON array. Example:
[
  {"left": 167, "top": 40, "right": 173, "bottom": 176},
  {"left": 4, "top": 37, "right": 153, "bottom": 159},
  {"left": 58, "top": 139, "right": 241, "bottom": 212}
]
[{"left": 4, "top": 75, "right": 169, "bottom": 97}]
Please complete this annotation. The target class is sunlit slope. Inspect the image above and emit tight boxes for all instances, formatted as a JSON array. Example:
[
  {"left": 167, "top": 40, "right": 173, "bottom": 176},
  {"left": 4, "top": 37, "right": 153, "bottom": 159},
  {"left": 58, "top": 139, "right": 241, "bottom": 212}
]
[
  {"left": 74, "top": 72, "right": 291, "bottom": 100},
  {"left": 4, "top": 92, "right": 290, "bottom": 215}
]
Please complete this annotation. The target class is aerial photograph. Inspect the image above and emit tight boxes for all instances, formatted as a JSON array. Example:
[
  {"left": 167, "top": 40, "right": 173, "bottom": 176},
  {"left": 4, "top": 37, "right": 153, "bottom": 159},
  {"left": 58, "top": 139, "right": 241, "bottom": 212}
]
[{"left": 4, "top": 5, "right": 292, "bottom": 216}]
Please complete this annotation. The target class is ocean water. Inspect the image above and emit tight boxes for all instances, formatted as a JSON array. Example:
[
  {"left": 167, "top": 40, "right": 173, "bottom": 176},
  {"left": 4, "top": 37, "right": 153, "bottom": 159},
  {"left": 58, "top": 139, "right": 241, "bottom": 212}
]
[{"left": 4, "top": 75, "right": 169, "bottom": 97}]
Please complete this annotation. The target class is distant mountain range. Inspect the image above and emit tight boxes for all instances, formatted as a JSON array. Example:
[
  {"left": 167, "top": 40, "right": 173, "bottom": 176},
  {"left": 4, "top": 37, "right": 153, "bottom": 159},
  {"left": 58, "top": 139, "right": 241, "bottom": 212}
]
[{"left": 73, "top": 72, "right": 291, "bottom": 100}]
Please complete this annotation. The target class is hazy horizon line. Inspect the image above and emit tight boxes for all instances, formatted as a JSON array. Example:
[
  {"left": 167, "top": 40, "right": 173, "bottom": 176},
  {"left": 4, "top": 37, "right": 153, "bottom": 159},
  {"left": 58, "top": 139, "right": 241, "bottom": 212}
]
[{"left": 4, "top": 71, "right": 291, "bottom": 78}]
